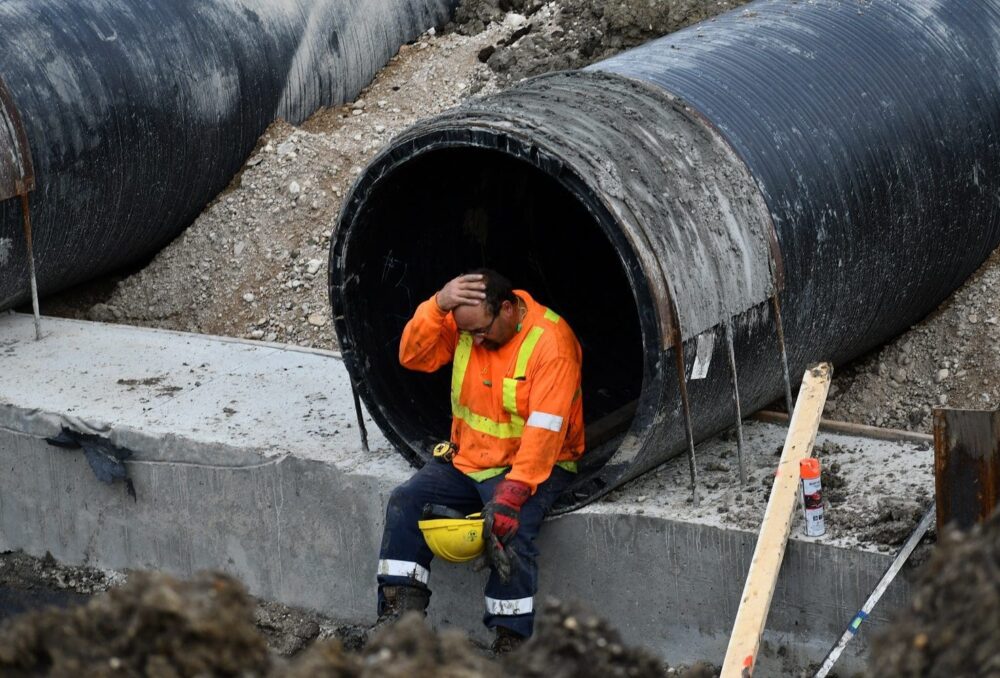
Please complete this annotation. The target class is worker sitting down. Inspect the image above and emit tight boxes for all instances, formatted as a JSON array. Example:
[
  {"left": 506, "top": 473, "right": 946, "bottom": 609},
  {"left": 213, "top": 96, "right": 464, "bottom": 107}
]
[{"left": 375, "top": 269, "right": 585, "bottom": 653}]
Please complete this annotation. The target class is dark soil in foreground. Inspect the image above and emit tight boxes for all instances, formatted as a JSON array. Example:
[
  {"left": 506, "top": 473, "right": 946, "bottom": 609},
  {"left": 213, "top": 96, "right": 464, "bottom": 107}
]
[
  {"left": 5, "top": 509, "right": 1000, "bottom": 678},
  {"left": 870, "top": 509, "right": 1000, "bottom": 677},
  {"left": 0, "top": 570, "right": 713, "bottom": 677}
]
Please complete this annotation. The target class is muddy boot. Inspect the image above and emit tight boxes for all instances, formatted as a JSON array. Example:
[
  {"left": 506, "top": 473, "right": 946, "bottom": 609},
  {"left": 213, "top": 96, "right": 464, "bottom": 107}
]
[
  {"left": 366, "top": 585, "right": 430, "bottom": 644},
  {"left": 490, "top": 625, "right": 526, "bottom": 655}
]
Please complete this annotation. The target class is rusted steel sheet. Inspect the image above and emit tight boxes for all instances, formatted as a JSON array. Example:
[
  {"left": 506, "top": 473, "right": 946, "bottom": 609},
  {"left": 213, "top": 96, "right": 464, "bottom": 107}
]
[
  {"left": 0, "top": 74, "right": 33, "bottom": 200},
  {"left": 933, "top": 408, "right": 1000, "bottom": 532}
]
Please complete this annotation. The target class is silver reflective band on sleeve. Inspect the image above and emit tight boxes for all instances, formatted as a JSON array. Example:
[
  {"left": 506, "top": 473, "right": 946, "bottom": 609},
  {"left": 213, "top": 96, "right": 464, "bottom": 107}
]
[
  {"left": 485, "top": 595, "right": 534, "bottom": 615},
  {"left": 378, "top": 559, "right": 429, "bottom": 584},
  {"left": 526, "top": 411, "right": 563, "bottom": 432}
]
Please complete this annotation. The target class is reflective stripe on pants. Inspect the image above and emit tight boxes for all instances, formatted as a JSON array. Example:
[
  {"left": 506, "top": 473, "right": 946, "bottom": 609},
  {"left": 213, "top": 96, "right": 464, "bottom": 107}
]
[
  {"left": 486, "top": 595, "right": 534, "bottom": 616},
  {"left": 376, "top": 461, "right": 573, "bottom": 637},
  {"left": 377, "top": 559, "right": 429, "bottom": 584}
]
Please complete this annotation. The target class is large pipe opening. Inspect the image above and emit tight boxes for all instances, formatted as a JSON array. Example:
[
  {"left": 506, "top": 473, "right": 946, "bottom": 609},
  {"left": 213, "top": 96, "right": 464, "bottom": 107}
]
[
  {"left": 332, "top": 71, "right": 781, "bottom": 512},
  {"left": 333, "top": 142, "right": 646, "bottom": 494}
]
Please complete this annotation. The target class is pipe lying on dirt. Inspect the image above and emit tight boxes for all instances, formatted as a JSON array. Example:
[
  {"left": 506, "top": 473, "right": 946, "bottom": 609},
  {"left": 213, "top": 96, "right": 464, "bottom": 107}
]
[
  {"left": 0, "top": 0, "right": 456, "bottom": 310},
  {"left": 330, "top": 0, "right": 1000, "bottom": 512}
]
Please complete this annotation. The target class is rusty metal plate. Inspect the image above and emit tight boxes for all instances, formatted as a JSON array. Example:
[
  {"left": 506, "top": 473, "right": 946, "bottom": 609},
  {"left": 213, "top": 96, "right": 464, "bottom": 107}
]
[
  {"left": 933, "top": 407, "right": 1000, "bottom": 532},
  {"left": 0, "top": 73, "right": 33, "bottom": 200}
]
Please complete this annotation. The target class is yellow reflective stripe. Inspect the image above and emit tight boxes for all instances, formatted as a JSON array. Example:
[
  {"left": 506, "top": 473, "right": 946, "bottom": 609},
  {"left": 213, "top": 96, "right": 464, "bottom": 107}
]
[
  {"left": 451, "top": 307, "right": 561, "bottom": 443},
  {"left": 451, "top": 333, "right": 473, "bottom": 415},
  {"left": 514, "top": 327, "right": 544, "bottom": 380},
  {"left": 502, "top": 378, "right": 519, "bottom": 420},
  {"left": 555, "top": 460, "right": 578, "bottom": 473},
  {"left": 453, "top": 403, "right": 524, "bottom": 438},
  {"left": 454, "top": 333, "right": 522, "bottom": 436},
  {"left": 465, "top": 466, "right": 509, "bottom": 482}
]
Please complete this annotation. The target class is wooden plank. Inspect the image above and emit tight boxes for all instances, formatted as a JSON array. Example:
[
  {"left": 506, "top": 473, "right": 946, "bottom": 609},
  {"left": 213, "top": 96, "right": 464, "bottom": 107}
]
[
  {"left": 721, "top": 363, "right": 832, "bottom": 677},
  {"left": 933, "top": 407, "right": 1000, "bottom": 533},
  {"left": 753, "top": 410, "right": 932, "bottom": 445}
]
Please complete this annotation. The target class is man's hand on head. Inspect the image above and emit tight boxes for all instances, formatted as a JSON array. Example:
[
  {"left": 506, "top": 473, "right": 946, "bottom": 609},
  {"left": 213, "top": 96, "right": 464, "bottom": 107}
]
[{"left": 436, "top": 274, "right": 487, "bottom": 311}]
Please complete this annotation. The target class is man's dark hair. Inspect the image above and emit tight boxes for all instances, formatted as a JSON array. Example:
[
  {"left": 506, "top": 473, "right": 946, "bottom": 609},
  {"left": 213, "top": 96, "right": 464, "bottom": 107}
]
[{"left": 469, "top": 268, "right": 516, "bottom": 317}]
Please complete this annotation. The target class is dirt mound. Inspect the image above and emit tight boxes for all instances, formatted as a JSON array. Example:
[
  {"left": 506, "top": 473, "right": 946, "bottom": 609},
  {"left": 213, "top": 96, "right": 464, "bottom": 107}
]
[
  {"left": 452, "top": 0, "right": 749, "bottom": 85},
  {"left": 280, "top": 612, "right": 502, "bottom": 677},
  {"left": 870, "top": 509, "right": 1000, "bottom": 676},
  {"left": 505, "top": 599, "right": 713, "bottom": 677},
  {"left": 830, "top": 247, "right": 1000, "bottom": 432},
  {"left": 0, "top": 569, "right": 703, "bottom": 677},
  {"left": 0, "top": 571, "right": 270, "bottom": 677}
]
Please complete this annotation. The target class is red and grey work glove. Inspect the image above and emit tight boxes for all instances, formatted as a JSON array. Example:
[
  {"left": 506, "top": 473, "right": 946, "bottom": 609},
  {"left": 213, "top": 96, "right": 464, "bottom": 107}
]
[
  {"left": 479, "top": 479, "right": 531, "bottom": 583},
  {"left": 482, "top": 479, "right": 531, "bottom": 543}
]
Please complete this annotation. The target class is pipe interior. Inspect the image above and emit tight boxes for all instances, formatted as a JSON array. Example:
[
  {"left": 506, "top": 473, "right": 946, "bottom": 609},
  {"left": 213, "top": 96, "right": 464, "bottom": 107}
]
[{"left": 344, "top": 147, "right": 643, "bottom": 463}]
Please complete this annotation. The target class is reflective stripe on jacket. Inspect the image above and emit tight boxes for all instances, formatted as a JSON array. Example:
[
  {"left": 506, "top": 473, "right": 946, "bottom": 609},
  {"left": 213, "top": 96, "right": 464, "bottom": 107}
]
[{"left": 398, "top": 290, "right": 585, "bottom": 492}]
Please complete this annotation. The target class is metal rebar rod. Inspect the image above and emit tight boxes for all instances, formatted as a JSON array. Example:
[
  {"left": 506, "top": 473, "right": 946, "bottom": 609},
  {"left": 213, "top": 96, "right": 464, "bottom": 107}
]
[
  {"left": 771, "top": 295, "right": 793, "bottom": 414},
  {"left": 348, "top": 371, "right": 370, "bottom": 453},
  {"left": 19, "top": 194, "right": 40, "bottom": 340},
  {"left": 673, "top": 338, "right": 700, "bottom": 507},
  {"left": 723, "top": 320, "right": 748, "bottom": 485}
]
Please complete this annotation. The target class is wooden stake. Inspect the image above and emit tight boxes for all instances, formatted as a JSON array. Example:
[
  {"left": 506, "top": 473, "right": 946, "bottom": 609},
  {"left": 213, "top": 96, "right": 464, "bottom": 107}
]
[{"left": 721, "top": 363, "right": 832, "bottom": 677}]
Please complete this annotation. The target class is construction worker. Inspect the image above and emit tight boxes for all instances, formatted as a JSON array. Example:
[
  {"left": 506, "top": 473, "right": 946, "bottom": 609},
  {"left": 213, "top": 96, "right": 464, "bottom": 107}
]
[{"left": 375, "top": 269, "right": 585, "bottom": 652}]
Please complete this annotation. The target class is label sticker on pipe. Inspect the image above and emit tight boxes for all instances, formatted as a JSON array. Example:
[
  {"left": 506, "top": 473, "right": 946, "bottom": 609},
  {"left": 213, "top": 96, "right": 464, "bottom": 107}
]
[{"left": 690, "top": 330, "right": 715, "bottom": 380}]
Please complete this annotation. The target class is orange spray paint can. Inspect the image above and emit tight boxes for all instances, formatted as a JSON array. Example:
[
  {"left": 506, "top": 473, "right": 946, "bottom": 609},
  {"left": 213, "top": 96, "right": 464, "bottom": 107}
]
[{"left": 800, "top": 457, "right": 825, "bottom": 537}]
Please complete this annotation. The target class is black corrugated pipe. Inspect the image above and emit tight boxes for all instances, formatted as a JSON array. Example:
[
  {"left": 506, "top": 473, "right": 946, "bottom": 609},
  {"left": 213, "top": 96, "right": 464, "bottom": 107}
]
[
  {"left": 330, "top": 0, "right": 1000, "bottom": 512},
  {"left": 0, "top": 0, "right": 456, "bottom": 310}
]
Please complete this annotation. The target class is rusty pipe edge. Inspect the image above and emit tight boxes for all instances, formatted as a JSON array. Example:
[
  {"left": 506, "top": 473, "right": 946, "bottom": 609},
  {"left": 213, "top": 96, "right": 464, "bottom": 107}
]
[{"left": 0, "top": 72, "right": 34, "bottom": 200}]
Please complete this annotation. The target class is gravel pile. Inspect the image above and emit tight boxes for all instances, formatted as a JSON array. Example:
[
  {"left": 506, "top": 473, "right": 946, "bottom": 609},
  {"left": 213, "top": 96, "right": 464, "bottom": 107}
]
[
  {"left": 453, "top": 0, "right": 748, "bottom": 86},
  {"left": 828, "top": 247, "right": 1000, "bottom": 431}
]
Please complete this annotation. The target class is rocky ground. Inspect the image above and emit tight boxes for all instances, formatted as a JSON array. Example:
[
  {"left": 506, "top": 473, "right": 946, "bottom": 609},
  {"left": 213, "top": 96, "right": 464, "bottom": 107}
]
[{"left": 825, "top": 246, "right": 1000, "bottom": 431}]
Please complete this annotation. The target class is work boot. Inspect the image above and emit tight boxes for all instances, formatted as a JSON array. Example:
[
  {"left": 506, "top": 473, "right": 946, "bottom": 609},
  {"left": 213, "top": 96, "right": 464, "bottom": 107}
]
[
  {"left": 367, "top": 585, "right": 430, "bottom": 643},
  {"left": 490, "top": 625, "right": 526, "bottom": 655}
]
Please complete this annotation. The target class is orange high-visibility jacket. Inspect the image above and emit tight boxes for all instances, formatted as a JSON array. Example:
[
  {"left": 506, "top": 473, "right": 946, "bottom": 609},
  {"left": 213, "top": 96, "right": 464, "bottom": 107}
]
[{"left": 399, "top": 290, "right": 585, "bottom": 493}]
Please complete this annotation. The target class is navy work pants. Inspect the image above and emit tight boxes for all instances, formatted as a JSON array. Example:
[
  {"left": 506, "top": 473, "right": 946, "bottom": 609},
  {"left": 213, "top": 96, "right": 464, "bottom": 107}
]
[{"left": 377, "top": 461, "right": 572, "bottom": 637}]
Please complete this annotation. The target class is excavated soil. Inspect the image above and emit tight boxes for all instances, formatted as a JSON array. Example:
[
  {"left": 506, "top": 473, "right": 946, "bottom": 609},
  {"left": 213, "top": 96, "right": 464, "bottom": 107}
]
[
  {"left": 7, "top": 519, "right": 1000, "bottom": 678},
  {"left": 0, "top": 567, "right": 712, "bottom": 677},
  {"left": 870, "top": 508, "right": 1000, "bottom": 677},
  {"left": 0, "top": 551, "right": 361, "bottom": 661}
]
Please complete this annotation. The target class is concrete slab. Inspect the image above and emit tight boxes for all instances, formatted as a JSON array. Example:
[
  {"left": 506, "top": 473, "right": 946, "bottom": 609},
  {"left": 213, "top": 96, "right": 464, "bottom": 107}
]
[{"left": 0, "top": 313, "right": 919, "bottom": 674}]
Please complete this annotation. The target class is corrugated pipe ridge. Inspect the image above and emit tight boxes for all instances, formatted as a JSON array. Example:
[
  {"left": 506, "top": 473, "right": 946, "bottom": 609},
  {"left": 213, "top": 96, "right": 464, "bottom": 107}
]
[
  {"left": 331, "top": 0, "right": 1000, "bottom": 512},
  {"left": 0, "top": 0, "right": 455, "bottom": 310}
]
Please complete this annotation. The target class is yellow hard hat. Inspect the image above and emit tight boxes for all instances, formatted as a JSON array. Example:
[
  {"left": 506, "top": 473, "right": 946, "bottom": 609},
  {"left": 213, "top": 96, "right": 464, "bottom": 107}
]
[{"left": 418, "top": 512, "right": 484, "bottom": 563}]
